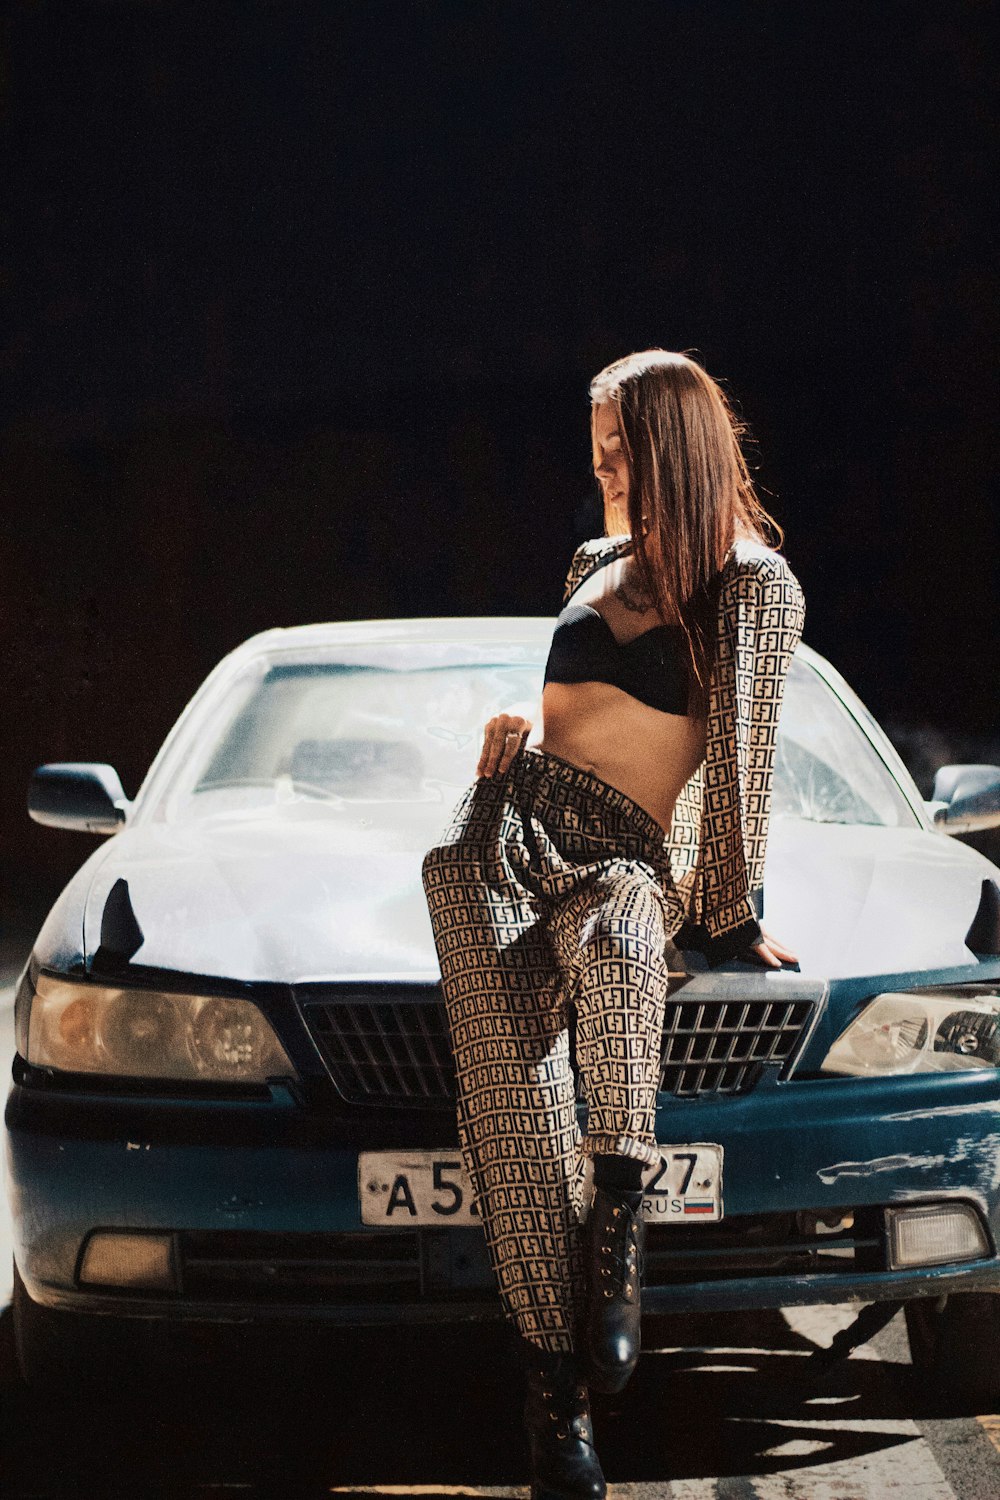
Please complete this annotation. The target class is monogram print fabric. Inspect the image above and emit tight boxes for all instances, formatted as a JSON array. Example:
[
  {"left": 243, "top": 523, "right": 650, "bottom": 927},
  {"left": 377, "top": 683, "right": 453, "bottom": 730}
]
[
  {"left": 562, "top": 535, "right": 806, "bottom": 964},
  {"left": 421, "top": 745, "right": 687, "bottom": 1353},
  {"left": 420, "top": 536, "right": 804, "bottom": 1353}
]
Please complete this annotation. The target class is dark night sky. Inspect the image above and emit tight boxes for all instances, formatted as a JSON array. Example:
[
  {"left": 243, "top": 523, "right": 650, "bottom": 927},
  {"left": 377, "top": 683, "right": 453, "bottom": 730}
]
[{"left": 2, "top": 0, "right": 997, "bottom": 911}]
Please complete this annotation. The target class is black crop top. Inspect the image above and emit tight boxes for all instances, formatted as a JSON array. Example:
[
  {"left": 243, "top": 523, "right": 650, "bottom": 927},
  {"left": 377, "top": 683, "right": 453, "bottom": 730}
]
[{"left": 543, "top": 601, "right": 690, "bottom": 716}]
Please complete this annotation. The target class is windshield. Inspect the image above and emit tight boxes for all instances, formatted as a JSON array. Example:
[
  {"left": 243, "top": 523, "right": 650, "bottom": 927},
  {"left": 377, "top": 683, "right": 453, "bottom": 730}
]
[
  {"left": 774, "top": 657, "right": 913, "bottom": 825},
  {"left": 139, "top": 641, "right": 915, "bottom": 835}
]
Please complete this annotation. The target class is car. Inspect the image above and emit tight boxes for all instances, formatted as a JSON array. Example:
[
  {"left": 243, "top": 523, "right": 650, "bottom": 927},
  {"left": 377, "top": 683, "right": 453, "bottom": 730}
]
[{"left": 7, "top": 613, "right": 1000, "bottom": 1406}]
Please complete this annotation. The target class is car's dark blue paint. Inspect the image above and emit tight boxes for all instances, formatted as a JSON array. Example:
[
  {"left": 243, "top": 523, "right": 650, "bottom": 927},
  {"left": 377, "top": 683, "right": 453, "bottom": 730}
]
[{"left": 9, "top": 957, "right": 1000, "bottom": 1324}]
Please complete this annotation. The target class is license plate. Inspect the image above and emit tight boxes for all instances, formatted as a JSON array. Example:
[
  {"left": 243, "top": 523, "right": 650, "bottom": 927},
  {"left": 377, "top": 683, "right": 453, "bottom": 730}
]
[
  {"left": 641, "top": 1143, "right": 724, "bottom": 1222},
  {"left": 359, "top": 1145, "right": 723, "bottom": 1226}
]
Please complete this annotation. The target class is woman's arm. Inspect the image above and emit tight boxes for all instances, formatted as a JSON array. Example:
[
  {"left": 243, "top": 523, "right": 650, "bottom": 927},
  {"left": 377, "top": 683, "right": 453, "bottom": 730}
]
[{"left": 697, "top": 552, "right": 806, "bottom": 965}]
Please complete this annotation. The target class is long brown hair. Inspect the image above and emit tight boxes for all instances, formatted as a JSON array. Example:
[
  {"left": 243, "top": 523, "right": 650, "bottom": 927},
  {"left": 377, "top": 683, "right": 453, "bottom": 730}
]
[{"left": 588, "top": 348, "right": 786, "bottom": 718}]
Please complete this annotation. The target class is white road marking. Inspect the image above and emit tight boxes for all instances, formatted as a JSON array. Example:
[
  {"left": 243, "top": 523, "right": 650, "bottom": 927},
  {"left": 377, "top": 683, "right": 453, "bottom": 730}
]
[
  {"left": 782, "top": 1300, "right": 908, "bottom": 1360},
  {"left": 668, "top": 1440, "right": 957, "bottom": 1497},
  {"left": 640, "top": 1305, "right": 963, "bottom": 1497}
]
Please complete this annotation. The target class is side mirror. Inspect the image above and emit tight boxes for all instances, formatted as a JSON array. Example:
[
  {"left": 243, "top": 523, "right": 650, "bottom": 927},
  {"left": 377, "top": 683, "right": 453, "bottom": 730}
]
[
  {"left": 927, "top": 764, "right": 1000, "bottom": 834},
  {"left": 28, "top": 763, "right": 132, "bottom": 834}
]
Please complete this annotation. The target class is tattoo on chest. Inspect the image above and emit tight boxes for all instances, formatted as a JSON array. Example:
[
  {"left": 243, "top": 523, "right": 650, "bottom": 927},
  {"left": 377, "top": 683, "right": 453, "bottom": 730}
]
[{"left": 614, "top": 574, "right": 656, "bottom": 615}]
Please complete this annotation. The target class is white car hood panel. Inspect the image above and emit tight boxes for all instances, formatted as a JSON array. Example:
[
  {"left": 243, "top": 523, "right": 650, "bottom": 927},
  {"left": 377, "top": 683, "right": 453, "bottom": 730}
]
[
  {"left": 80, "top": 811, "right": 998, "bottom": 984},
  {"left": 764, "top": 817, "right": 995, "bottom": 977}
]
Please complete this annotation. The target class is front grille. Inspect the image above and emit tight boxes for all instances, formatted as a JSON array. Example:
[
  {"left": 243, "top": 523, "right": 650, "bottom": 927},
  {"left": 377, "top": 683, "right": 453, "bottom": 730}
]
[
  {"left": 177, "top": 1228, "right": 494, "bottom": 1304},
  {"left": 298, "top": 985, "right": 817, "bottom": 1109},
  {"left": 181, "top": 1229, "right": 423, "bottom": 1302},
  {"left": 644, "top": 1206, "right": 886, "bottom": 1282},
  {"left": 301, "top": 990, "right": 456, "bottom": 1105},
  {"left": 661, "top": 996, "right": 814, "bottom": 1096},
  {"left": 173, "top": 1209, "right": 882, "bottom": 1304}
]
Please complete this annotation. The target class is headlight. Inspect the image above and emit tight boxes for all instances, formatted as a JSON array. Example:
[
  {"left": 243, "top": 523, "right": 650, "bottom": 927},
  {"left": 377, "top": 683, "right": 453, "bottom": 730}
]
[
  {"left": 25, "top": 973, "right": 297, "bottom": 1083},
  {"left": 821, "top": 983, "right": 1000, "bottom": 1077}
]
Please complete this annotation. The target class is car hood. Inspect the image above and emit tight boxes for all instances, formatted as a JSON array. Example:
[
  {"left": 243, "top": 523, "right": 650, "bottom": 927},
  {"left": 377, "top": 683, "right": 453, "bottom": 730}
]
[
  {"left": 68, "top": 809, "right": 999, "bottom": 985},
  {"left": 79, "top": 808, "right": 444, "bottom": 984}
]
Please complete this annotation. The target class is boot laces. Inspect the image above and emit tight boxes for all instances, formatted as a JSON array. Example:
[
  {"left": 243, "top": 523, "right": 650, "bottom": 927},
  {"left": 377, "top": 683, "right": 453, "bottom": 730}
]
[
  {"left": 600, "top": 1201, "right": 644, "bottom": 1297},
  {"left": 535, "top": 1365, "right": 592, "bottom": 1443}
]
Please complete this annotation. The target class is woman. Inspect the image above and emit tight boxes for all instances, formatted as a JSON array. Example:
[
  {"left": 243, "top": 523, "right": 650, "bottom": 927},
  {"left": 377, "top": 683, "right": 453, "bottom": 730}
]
[{"left": 421, "top": 349, "right": 805, "bottom": 1500}]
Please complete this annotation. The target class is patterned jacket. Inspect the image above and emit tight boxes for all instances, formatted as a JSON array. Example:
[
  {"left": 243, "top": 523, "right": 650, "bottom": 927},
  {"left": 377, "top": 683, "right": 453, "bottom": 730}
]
[{"left": 561, "top": 533, "right": 806, "bottom": 966}]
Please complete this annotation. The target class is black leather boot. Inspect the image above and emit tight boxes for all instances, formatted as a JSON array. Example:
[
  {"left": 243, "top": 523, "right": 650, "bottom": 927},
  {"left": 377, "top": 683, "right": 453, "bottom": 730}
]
[
  {"left": 581, "top": 1185, "right": 646, "bottom": 1394},
  {"left": 519, "top": 1339, "right": 607, "bottom": 1500}
]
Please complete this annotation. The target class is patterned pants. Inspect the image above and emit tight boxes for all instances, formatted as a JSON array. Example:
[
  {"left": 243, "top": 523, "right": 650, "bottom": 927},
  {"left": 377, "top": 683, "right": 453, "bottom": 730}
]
[{"left": 420, "top": 744, "right": 687, "bottom": 1354}]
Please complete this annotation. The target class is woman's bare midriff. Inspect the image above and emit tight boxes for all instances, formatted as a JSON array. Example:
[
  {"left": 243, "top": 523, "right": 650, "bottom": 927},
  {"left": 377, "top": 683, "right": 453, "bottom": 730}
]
[
  {"left": 522, "top": 554, "right": 708, "bottom": 833},
  {"left": 529, "top": 681, "right": 707, "bottom": 835}
]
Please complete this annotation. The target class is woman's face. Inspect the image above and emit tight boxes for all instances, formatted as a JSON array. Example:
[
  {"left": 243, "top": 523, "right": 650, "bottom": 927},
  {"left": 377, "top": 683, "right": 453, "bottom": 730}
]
[{"left": 591, "top": 399, "right": 630, "bottom": 535}]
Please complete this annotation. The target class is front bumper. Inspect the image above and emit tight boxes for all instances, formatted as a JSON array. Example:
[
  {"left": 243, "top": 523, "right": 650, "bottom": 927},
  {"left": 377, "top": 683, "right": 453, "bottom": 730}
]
[{"left": 7, "top": 1061, "right": 1000, "bottom": 1323}]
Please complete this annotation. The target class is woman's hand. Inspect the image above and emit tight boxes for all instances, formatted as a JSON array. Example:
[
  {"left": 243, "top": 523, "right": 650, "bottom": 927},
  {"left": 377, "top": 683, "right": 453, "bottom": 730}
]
[
  {"left": 476, "top": 714, "right": 532, "bottom": 780},
  {"left": 748, "top": 926, "right": 799, "bottom": 969}
]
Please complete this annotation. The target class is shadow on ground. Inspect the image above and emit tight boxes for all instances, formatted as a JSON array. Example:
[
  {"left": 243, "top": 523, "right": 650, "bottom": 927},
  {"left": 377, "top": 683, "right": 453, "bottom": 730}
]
[{"left": 0, "top": 1304, "right": 954, "bottom": 1499}]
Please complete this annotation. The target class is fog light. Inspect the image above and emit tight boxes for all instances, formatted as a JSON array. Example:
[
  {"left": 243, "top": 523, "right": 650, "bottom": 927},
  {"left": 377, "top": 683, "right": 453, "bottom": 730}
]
[
  {"left": 79, "top": 1232, "right": 177, "bottom": 1291},
  {"left": 886, "top": 1203, "right": 989, "bottom": 1269}
]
